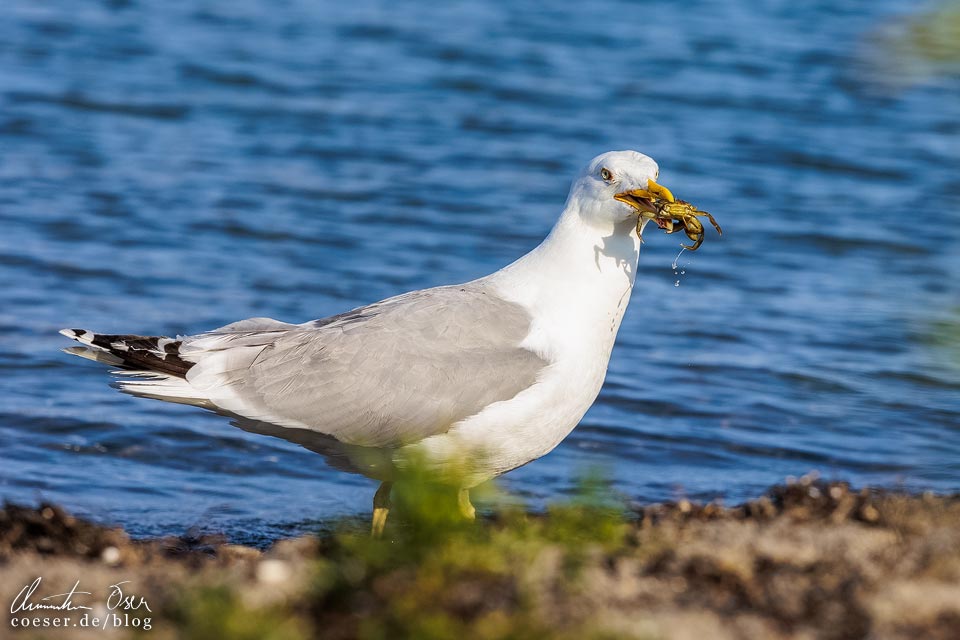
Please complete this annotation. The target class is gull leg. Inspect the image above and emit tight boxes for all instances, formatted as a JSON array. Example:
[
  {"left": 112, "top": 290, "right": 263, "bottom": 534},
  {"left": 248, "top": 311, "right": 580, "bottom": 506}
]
[
  {"left": 457, "top": 488, "right": 476, "bottom": 521},
  {"left": 371, "top": 481, "right": 393, "bottom": 538}
]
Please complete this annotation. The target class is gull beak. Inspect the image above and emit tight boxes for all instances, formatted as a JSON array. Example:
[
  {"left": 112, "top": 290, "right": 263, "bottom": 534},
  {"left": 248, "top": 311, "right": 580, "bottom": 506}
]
[
  {"left": 643, "top": 179, "right": 675, "bottom": 203},
  {"left": 614, "top": 178, "right": 676, "bottom": 215}
]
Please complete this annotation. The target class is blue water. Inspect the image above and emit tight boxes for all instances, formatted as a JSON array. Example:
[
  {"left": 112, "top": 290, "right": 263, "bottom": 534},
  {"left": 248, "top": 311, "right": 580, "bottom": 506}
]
[{"left": 1, "top": 0, "right": 958, "bottom": 544}]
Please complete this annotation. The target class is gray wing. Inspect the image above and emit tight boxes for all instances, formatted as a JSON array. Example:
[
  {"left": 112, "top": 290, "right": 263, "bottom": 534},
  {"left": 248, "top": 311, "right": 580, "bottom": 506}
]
[
  {"left": 212, "top": 317, "right": 298, "bottom": 332},
  {"left": 183, "top": 283, "right": 549, "bottom": 448}
]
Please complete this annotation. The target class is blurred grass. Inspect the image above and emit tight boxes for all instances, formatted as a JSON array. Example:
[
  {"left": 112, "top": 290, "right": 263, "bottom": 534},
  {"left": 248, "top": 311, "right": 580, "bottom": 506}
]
[
  {"left": 309, "top": 471, "right": 629, "bottom": 640},
  {"left": 169, "top": 469, "right": 635, "bottom": 640},
  {"left": 930, "top": 307, "right": 960, "bottom": 369},
  {"left": 170, "top": 586, "right": 310, "bottom": 640},
  {"left": 869, "top": 0, "right": 960, "bottom": 85}
]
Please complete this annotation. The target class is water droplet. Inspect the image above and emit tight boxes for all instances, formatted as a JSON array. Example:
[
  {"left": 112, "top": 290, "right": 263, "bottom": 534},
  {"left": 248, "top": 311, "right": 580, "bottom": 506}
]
[
  {"left": 681, "top": 270, "right": 685, "bottom": 275},
  {"left": 671, "top": 247, "right": 687, "bottom": 270},
  {"left": 674, "top": 280, "right": 680, "bottom": 287}
]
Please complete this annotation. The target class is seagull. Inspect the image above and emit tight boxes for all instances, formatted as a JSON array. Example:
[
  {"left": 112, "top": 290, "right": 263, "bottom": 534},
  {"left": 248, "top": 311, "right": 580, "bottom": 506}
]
[{"left": 61, "top": 150, "right": 688, "bottom": 536}]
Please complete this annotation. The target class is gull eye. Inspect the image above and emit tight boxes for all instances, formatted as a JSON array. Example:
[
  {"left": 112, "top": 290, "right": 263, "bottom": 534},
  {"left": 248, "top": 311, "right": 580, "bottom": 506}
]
[{"left": 600, "top": 167, "right": 613, "bottom": 181}]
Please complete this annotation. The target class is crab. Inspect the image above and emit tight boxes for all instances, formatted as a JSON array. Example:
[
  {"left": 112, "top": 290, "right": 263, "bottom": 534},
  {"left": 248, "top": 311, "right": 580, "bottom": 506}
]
[
  {"left": 649, "top": 199, "right": 722, "bottom": 251},
  {"left": 614, "top": 179, "right": 722, "bottom": 252}
]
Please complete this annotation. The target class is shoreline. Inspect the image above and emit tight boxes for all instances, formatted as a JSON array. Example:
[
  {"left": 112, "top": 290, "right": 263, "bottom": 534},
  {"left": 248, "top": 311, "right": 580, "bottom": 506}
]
[{"left": 2, "top": 478, "right": 958, "bottom": 639}]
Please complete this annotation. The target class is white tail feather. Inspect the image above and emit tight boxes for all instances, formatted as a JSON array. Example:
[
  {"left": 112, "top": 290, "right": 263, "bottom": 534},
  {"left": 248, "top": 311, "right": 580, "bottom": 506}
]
[{"left": 114, "top": 371, "right": 214, "bottom": 408}]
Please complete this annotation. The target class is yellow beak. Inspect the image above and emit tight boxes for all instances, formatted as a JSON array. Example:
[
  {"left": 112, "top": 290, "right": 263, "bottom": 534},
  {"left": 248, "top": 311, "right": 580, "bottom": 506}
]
[{"left": 632, "top": 179, "right": 675, "bottom": 203}]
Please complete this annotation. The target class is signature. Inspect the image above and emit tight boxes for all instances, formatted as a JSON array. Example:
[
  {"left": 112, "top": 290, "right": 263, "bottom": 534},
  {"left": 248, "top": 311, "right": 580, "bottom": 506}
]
[
  {"left": 10, "top": 578, "right": 151, "bottom": 614},
  {"left": 106, "top": 582, "right": 152, "bottom": 612}
]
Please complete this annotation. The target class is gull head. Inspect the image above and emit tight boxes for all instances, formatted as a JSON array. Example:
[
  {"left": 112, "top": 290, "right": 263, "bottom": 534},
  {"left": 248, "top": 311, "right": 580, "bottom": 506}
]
[{"left": 567, "top": 150, "right": 674, "bottom": 234}]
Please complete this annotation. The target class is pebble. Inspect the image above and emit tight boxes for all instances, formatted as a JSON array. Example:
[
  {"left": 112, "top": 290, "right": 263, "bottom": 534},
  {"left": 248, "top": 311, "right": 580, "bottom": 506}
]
[
  {"left": 256, "top": 559, "right": 292, "bottom": 585},
  {"left": 101, "top": 546, "right": 121, "bottom": 565}
]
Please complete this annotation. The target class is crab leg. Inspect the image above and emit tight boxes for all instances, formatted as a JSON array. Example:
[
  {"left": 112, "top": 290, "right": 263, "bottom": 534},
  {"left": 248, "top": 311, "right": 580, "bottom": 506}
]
[
  {"left": 681, "top": 235, "right": 704, "bottom": 251},
  {"left": 704, "top": 212, "right": 723, "bottom": 236}
]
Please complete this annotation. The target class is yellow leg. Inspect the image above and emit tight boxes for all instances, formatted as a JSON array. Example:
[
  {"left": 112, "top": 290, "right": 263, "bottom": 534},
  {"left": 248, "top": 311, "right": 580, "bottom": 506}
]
[
  {"left": 371, "top": 481, "right": 392, "bottom": 537},
  {"left": 457, "top": 488, "right": 476, "bottom": 521}
]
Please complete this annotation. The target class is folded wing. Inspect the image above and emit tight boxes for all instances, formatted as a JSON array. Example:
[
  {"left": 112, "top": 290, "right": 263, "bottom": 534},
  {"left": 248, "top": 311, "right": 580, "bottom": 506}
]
[{"left": 174, "top": 285, "right": 548, "bottom": 448}]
